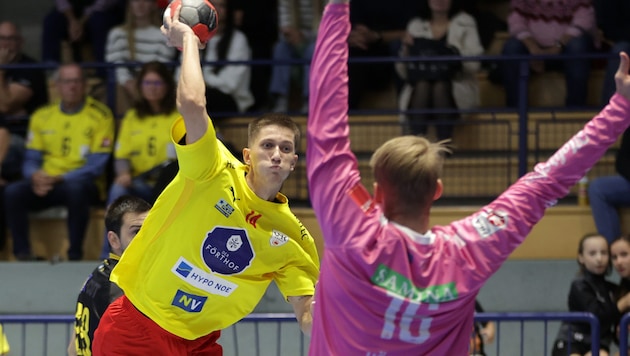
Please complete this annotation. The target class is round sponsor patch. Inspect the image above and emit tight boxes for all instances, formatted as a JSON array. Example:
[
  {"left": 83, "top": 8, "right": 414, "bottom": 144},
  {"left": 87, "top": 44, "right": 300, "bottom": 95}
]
[{"left": 201, "top": 226, "right": 254, "bottom": 274}]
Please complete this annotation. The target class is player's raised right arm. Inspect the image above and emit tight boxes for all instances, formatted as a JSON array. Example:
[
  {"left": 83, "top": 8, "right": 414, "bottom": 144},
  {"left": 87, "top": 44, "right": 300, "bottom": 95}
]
[{"left": 162, "top": 4, "right": 209, "bottom": 144}]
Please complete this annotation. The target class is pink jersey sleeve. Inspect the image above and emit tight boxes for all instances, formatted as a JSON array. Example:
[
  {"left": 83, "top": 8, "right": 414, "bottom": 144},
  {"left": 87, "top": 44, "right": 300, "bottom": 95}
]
[
  {"left": 441, "top": 95, "right": 630, "bottom": 286},
  {"left": 307, "top": 3, "right": 382, "bottom": 248}
]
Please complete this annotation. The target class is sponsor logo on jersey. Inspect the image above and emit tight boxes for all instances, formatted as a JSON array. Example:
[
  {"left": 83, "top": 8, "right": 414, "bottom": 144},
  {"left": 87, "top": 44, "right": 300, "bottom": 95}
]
[
  {"left": 270, "top": 230, "right": 289, "bottom": 247},
  {"left": 347, "top": 184, "right": 374, "bottom": 213},
  {"left": 172, "top": 257, "right": 238, "bottom": 296},
  {"left": 371, "top": 264, "right": 458, "bottom": 303},
  {"left": 201, "top": 226, "right": 254, "bottom": 274},
  {"left": 215, "top": 198, "right": 234, "bottom": 218},
  {"left": 472, "top": 210, "right": 508, "bottom": 238},
  {"left": 246, "top": 210, "right": 262, "bottom": 228},
  {"left": 171, "top": 289, "right": 207, "bottom": 313}
]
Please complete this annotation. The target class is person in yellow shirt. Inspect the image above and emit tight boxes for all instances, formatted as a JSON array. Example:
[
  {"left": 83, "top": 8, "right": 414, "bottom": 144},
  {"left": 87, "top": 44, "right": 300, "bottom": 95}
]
[
  {"left": 99, "top": 61, "right": 179, "bottom": 259},
  {"left": 4, "top": 63, "right": 115, "bottom": 261},
  {"left": 0, "top": 324, "right": 8, "bottom": 355},
  {"left": 92, "top": 4, "right": 319, "bottom": 355}
]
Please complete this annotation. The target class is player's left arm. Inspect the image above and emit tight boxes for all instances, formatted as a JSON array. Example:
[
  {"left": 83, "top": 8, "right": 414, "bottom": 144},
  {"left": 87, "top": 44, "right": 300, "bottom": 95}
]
[{"left": 288, "top": 295, "right": 314, "bottom": 336}]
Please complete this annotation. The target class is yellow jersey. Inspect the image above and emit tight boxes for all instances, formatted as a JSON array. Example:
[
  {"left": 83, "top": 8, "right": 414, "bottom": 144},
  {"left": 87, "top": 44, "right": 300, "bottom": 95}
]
[
  {"left": 27, "top": 96, "right": 115, "bottom": 176},
  {"left": 0, "top": 324, "right": 9, "bottom": 355},
  {"left": 112, "top": 117, "right": 320, "bottom": 340},
  {"left": 115, "top": 109, "right": 179, "bottom": 177}
]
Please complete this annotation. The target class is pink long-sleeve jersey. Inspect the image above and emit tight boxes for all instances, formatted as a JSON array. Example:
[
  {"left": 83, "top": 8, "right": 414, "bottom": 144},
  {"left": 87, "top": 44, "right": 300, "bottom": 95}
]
[{"left": 306, "top": 3, "right": 630, "bottom": 355}]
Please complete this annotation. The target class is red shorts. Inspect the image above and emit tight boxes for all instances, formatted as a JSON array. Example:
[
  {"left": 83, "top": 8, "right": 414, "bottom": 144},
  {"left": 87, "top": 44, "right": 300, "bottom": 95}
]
[{"left": 93, "top": 295, "right": 222, "bottom": 356}]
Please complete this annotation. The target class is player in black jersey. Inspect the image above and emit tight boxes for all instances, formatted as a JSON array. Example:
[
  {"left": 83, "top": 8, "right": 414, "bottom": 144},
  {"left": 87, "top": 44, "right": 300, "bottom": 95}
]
[{"left": 67, "top": 195, "right": 151, "bottom": 356}]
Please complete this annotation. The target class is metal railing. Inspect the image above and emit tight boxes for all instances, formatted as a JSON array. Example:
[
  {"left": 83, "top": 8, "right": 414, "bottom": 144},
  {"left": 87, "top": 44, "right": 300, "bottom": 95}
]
[{"left": 0, "top": 311, "right": 603, "bottom": 356}]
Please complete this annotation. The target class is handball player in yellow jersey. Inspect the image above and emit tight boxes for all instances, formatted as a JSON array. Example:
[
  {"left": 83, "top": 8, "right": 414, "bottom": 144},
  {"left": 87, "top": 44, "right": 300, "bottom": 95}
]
[{"left": 92, "top": 4, "right": 319, "bottom": 355}]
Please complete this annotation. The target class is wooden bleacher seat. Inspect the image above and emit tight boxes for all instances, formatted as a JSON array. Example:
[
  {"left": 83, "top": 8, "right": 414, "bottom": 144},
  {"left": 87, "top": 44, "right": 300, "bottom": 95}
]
[{"left": 1, "top": 207, "right": 105, "bottom": 261}]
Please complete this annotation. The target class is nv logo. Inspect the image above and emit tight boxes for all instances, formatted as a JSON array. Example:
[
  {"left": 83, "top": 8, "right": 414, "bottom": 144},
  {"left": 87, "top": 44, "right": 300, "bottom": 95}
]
[
  {"left": 246, "top": 210, "right": 262, "bottom": 228},
  {"left": 171, "top": 290, "right": 207, "bottom": 313}
]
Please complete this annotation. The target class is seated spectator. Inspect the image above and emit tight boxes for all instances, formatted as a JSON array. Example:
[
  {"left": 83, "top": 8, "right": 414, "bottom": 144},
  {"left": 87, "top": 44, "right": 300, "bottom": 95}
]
[
  {"left": 68, "top": 195, "right": 151, "bottom": 356},
  {"left": 593, "top": 0, "right": 630, "bottom": 106},
  {"left": 105, "top": 0, "right": 176, "bottom": 116},
  {"left": 268, "top": 0, "right": 323, "bottom": 113},
  {"left": 4, "top": 63, "right": 115, "bottom": 261},
  {"left": 501, "top": 0, "right": 596, "bottom": 107},
  {"left": 395, "top": 0, "right": 483, "bottom": 141},
  {"left": 99, "top": 61, "right": 178, "bottom": 259},
  {"left": 610, "top": 235, "right": 630, "bottom": 344},
  {"left": 348, "top": 0, "right": 421, "bottom": 109},
  {"left": 551, "top": 233, "right": 618, "bottom": 356},
  {"left": 41, "top": 0, "right": 126, "bottom": 71},
  {"left": 0, "top": 21, "right": 49, "bottom": 251},
  {"left": 588, "top": 127, "right": 630, "bottom": 244},
  {"left": 199, "top": 0, "right": 254, "bottom": 120}
]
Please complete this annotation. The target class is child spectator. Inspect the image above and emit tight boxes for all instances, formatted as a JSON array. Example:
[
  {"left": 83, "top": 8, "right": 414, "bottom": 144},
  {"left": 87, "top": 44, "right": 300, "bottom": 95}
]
[{"left": 551, "top": 233, "right": 618, "bottom": 356}]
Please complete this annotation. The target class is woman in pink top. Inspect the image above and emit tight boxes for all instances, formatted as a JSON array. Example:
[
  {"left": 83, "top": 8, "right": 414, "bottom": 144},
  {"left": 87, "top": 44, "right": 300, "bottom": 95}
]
[
  {"left": 307, "top": 0, "right": 630, "bottom": 354},
  {"left": 501, "top": 0, "right": 596, "bottom": 107}
]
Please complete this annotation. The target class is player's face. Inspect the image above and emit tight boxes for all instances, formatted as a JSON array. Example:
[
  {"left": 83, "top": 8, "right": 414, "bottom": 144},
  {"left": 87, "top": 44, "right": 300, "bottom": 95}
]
[
  {"left": 56, "top": 66, "right": 86, "bottom": 107},
  {"left": 130, "top": 0, "right": 155, "bottom": 19},
  {"left": 578, "top": 236, "right": 609, "bottom": 275},
  {"left": 140, "top": 71, "right": 168, "bottom": 104},
  {"left": 118, "top": 211, "right": 149, "bottom": 253},
  {"left": 612, "top": 239, "right": 630, "bottom": 279},
  {"left": 245, "top": 125, "right": 297, "bottom": 184}
]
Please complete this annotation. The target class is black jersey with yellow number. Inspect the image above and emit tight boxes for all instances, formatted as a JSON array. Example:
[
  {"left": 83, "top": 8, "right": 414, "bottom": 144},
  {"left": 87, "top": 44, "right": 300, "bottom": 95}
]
[{"left": 73, "top": 256, "right": 123, "bottom": 355}]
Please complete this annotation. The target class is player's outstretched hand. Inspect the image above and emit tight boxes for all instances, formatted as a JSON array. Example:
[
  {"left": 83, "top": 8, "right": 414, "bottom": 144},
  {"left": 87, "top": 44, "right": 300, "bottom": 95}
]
[
  {"left": 161, "top": 3, "right": 202, "bottom": 50},
  {"left": 615, "top": 52, "right": 630, "bottom": 101}
]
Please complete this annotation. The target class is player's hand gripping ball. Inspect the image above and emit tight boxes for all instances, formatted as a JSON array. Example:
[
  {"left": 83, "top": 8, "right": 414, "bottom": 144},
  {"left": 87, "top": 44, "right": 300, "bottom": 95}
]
[{"left": 163, "top": 0, "right": 219, "bottom": 45}]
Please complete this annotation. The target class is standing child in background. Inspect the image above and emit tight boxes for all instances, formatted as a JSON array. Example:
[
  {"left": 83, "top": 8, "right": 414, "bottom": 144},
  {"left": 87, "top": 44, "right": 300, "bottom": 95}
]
[
  {"left": 551, "top": 233, "right": 618, "bottom": 356},
  {"left": 306, "top": 0, "right": 630, "bottom": 353},
  {"left": 611, "top": 235, "right": 630, "bottom": 315}
]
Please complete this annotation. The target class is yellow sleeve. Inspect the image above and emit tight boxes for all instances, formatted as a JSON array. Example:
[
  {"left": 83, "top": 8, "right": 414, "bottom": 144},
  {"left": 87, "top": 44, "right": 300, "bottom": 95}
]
[
  {"left": 171, "top": 116, "right": 223, "bottom": 181},
  {"left": 0, "top": 324, "right": 9, "bottom": 354}
]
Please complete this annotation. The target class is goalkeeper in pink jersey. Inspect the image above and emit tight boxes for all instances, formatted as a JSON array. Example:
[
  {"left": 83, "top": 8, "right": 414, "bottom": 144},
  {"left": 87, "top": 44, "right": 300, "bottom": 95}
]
[{"left": 306, "top": 0, "right": 630, "bottom": 354}]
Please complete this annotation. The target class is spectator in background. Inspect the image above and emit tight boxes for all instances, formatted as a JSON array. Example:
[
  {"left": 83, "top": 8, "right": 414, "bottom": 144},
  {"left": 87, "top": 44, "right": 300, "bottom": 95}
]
[
  {"left": 593, "top": 0, "right": 630, "bottom": 106},
  {"left": 471, "top": 300, "right": 496, "bottom": 356},
  {"left": 551, "top": 233, "right": 618, "bottom": 356},
  {"left": 611, "top": 235, "right": 630, "bottom": 314},
  {"left": 588, "top": 128, "right": 630, "bottom": 244},
  {"left": 268, "top": 0, "right": 324, "bottom": 113},
  {"left": 99, "top": 61, "right": 178, "bottom": 259},
  {"left": 5, "top": 63, "right": 115, "bottom": 261},
  {"left": 501, "top": 0, "right": 596, "bottom": 107},
  {"left": 396, "top": 0, "right": 483, "bottom": 141},
  {"left": 199, "top": 0, "right": 254, "bottom": 119},
  {"left": 0, "top": 21, "right": 49, "bottom": 252},
  {"left": 105, "top": 0, "right": 176, "bottom": 116},
  {"left": 348, "top": 0, "right": 421, "bottom": 109},
  {"left": 41, "top": 0, "right": 126, "bottom": 69},
  {"left": 68, "top": 195, "right": 150, "bottom": 356},
  {"left": 232, "top": 0, "right": 278, "bottom": 112}
]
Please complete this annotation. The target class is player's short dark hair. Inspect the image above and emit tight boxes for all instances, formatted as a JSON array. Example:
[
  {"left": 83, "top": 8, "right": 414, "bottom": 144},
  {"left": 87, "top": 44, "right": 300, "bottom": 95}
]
[
  {"left": 247, "top": 113, "right": 301, "bottom": 148},
  {"left": 105, "top": 195, "right": 152, "bottom": 237}
]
